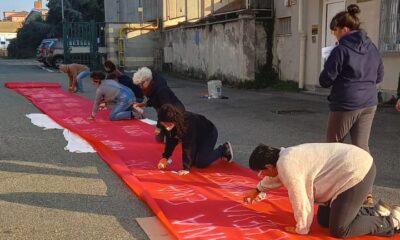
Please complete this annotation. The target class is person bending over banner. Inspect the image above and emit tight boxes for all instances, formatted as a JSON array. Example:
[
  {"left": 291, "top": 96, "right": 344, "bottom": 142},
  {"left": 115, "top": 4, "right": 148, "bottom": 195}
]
[
  {"left": 106, "top": 73, "right": 144, "bottom": 104},
  {"left": 244, "top": 142, "right": 399, "bottom": 238},
  {"left": 88, "top": 71, "right": 140, "bottom": 121},
  {"left": 59, "top": 63, "right": 90, "bottom": 93},
  {"left": 156, "top": 104, "right": 233, "bottom": 175},
  {"left": 132, "top": 67, "right": 185, "bottom": 142},
  {"left": 103, "top": 60, "right": 122, "bottom": 79}
]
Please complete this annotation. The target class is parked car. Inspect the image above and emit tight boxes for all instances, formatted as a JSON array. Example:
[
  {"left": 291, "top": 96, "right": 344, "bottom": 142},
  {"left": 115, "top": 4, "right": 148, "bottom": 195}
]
[
  {"left": 36, "top": 38, "right": 57, "bottom": 64},
  {"left": 42, "top": 38, "right": 106, "bottom": 69}
]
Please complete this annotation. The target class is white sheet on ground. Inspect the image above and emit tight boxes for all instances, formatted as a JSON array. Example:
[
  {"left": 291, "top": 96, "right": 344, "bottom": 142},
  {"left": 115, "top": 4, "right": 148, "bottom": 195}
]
[
  {"left": 26, "top": 113, "right": 95, "bottom": 153},
  {"left": 26, "top": 113, "right": 63, "bottom": 130},
  {"left": 26, "top": 114, "right": 158, "bottom": 153},
  {"left": 63, "top": 129, "right": 96, "bottom": 153},
  {"left": 140, "top": 118, "right": 157, "bottom": 126}
]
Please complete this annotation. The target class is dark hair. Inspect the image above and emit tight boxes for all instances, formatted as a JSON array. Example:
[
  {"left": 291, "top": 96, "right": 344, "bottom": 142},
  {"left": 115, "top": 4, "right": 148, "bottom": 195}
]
[
  {"left": 248, "top": 144, "right": 280, "bottom": 171},
  {"left": 157, "top": 104, "right": 186, "bottom": 139},
  {"left": 106, "top": 73, "right": 117, "bottom": 80},
  {"left": 90, "top": 71, "right": 106, "bottom": 81},
  {"left": 104, "top": 60, "right": 117, "bottom": 73},
  {"left": 330, "top": 4, "right": 361, "bottom": 31}
]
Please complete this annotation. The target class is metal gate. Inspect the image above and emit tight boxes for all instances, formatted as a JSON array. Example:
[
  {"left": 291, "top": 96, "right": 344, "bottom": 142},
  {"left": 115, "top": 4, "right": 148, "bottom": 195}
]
[{"left": 62, "top": 21, "right": 106, "bottom": 70}]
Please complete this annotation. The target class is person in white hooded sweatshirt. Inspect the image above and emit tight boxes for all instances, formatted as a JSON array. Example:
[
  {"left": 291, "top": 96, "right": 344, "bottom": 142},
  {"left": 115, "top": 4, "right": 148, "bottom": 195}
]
[{"left": 244, "top": 142, "right": 399, "bottom": 238}]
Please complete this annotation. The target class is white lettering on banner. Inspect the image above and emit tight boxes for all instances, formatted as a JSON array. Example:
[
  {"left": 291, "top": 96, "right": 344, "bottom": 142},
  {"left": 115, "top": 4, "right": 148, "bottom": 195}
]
[
  {"left": 68, "top": 117, "right": 91, "bottom": 125},
  {"left": 205, "top": 173, "right": 255, "bottom": 197},
  {"left": 158, "top": 185, "right": 207, "bottom": 205},
  {"left": 205, "top": 173, "right": 287, "bottom": 201},
  {"left": 101, "top": 140, "right": 125, "bottom": 150},
  {"left": 173, "top": 215, "right": 227, "bottom": 239},
  {"left": 222, "top": 204, "right": 289, "bottom": 238},
  {"left": 47, "top": 93, "right": 67, "bottom": 98},
  {"left": 121, "top": 125, "right": 151, "bottom": 137},
  {"left": 81, "top": 128, "right": 109, "bottom": 138}
]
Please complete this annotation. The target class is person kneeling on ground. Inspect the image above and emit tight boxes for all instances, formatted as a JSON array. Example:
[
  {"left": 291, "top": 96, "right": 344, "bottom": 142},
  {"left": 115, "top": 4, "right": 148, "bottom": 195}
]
[
  {"left": 244, "top": 142, "right": 399, "bottom": 238},
  {"left": 132, "top": 67, "right": 185, "bottom": 142},
  {"left": 89, "top": 71, "right": 139, "bottom": 121},
  {"left": 156, "top": 104, "right": 233, "bottom": 175}
]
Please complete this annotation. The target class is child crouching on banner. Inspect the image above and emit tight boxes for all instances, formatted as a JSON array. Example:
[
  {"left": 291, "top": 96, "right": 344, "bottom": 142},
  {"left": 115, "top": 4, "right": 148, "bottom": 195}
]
[
  {"left": 88, "top": 71, "right": 141, "bottom": 121},
  {"left": 156, "top": 104, "right": 233, "bottom": 175},
  {"left": 244, "top": 142, "right": 399, "bottom": 238}
]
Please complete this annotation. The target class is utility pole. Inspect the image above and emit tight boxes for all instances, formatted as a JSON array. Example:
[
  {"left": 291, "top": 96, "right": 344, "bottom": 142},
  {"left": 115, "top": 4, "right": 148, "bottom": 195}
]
[{"left": 61, "top": 0, "right": 64, "bottom": 22}]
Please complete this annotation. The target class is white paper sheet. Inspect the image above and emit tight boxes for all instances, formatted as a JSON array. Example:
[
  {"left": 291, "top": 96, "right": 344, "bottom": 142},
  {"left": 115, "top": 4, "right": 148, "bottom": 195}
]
[
  {"left": 26, "top": 113, "right": 95, "bottom": 153},
  {"left": 26, "top": 113, "right": 63, "bottom": 130},
  {"left": 26, "top": 113, "right": 158, "bottom": 153},
  {"left": 140, "top": 118, "right": 157, "bottom": 126},
  {"left": 63, "top": 129, "right": 96, "bottom": 153},
  {"left": 322, "top": 45, "right": 336, "bottom": 62}
]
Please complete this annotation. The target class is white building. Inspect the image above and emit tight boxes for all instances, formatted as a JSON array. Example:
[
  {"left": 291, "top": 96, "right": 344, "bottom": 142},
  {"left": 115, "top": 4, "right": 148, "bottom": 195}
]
[{"left": 0, "top": 22, "right": 22, "bottom": 55}]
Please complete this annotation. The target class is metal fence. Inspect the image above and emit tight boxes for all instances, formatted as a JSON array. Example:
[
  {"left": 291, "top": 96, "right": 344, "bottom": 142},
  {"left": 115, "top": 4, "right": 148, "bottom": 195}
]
[
  {"left": 63, "top": 21, "right": 106, "bottom": 70},
  {"left": 379, "top": 0, "right": 400, "bottom": 53}
]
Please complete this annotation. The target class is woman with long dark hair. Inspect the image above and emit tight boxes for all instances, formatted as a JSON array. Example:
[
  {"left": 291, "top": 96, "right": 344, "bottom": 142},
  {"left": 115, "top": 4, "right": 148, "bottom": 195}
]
[{"left": 156, "top": 104, "right": 233, "bottom": 175}]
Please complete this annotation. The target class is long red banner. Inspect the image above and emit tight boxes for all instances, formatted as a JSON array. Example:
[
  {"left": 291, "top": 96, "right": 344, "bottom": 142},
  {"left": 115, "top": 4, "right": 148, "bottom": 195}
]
[{"left": 6, "top": 82, "right": 397, "bottom": 240}]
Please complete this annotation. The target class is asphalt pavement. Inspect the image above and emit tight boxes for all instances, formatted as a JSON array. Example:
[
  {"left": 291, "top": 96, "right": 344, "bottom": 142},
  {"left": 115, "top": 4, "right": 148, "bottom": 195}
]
[{"left": 0, "top": 59, "right": 399, "bottom": 240}]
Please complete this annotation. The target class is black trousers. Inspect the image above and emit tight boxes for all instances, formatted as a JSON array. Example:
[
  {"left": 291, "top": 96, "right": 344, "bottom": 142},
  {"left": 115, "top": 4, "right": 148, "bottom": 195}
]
[
  {"left": 317, "top": 163, "right": 395, "bottom": 238},
  {"left": 194, "top": 127, "right": 224, "bottom": 168}
]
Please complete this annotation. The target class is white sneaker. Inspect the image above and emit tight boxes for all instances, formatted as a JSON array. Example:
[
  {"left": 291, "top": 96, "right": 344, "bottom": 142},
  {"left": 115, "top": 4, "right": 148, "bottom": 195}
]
[
  {"left": 392, "top": 205, "right": 400, "bottom": 230},
  {"left": 374, "top": 199, "right": 391, "bottom": 217},
  {"left": 223, "top": 142, "right": 233, "bottom": 163}
]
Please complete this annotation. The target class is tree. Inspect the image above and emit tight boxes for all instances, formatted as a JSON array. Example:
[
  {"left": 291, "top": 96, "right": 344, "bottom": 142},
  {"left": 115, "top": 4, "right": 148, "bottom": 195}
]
[
  {"left": 46, "top": 0, "right": 104, "bottom": 37},
  {"left": 7, "top": 19, "right": 51, "bottom": 58},
  {"left": 9, "top": 0, "right": 105, "bottom": 58}
]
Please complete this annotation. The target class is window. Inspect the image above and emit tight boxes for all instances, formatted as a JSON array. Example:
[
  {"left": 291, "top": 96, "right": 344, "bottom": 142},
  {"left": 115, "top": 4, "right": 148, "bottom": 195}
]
[
  {"left": 277, "top": 17, "right": 291, "bottom": 36},
  {"left": 379, "top": 0, "right": 400, "bottom": 53}
]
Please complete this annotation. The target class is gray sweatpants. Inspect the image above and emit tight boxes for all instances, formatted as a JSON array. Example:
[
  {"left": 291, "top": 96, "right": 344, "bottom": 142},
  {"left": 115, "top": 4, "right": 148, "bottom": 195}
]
[
  {"left": 317, "top": 163, "right": 395, "bottom": 238},
  {"left": 326, "top": 106, "right": 377, "bottom": 153}
]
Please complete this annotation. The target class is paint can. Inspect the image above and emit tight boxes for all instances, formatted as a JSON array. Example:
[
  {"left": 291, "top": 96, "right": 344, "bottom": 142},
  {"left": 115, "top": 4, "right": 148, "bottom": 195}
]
[{"left": 207, "top": 80, "right": 222, "bottom": 99}]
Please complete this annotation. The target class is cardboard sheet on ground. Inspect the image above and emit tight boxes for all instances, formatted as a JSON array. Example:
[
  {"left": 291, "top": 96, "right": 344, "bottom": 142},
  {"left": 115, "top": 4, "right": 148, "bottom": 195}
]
[{"left": 5, "top": 82, "right": 398, "bottom": 240}]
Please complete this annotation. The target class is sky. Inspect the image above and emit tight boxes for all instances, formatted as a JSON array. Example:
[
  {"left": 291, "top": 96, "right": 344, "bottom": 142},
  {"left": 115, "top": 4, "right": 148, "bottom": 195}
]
[{"left": 0, "top": 0, "right": 48, "bottom": 18}]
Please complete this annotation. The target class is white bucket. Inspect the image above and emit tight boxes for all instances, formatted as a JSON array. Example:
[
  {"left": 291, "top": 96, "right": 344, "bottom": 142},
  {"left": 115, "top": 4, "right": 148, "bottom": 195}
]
[{"left": 207, "top": 80, "right": 222, "bottom": 98}]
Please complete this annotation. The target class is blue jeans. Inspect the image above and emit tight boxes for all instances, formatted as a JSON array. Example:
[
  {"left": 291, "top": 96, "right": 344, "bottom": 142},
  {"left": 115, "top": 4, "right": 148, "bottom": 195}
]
[
  {"left": 110, "top": 87, "right": 135, "bottom": 121},
  {"left": 76, "top": 68, "right": 90, "bottom": 92}
]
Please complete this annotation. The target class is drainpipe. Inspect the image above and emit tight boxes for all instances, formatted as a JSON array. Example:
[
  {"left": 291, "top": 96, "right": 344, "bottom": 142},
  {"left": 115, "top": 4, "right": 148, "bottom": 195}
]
[{"left": 298, "top": 0, "right": 306, "bottom": 89}]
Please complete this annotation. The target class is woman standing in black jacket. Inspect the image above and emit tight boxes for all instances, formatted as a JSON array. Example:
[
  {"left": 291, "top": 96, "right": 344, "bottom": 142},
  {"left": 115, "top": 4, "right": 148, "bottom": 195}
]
[{"left": 156, "top": 104, "right": 233, "bottom": 175}]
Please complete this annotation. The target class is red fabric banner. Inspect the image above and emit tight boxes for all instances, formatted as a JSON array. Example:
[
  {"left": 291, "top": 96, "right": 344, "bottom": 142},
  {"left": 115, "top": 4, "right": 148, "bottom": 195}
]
[{"left": 6, "top": 82, "right": 398, "bottom": 240}]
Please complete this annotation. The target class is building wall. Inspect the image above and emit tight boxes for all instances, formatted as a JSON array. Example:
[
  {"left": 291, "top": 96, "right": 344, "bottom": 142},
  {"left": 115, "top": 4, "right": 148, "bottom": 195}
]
[
  {"left": 0, "top": 32, "right": 17, "bottom": 49},
  {"left": 163, "top": 15, "right": 267, "bottom": 82},
  {"left": 104, "top": 0, "right": 160, "bottom": 23},
  {"left": 274, "top": 0, "right": 400, "bottom": 96},
  {"left": 304, "top": 1, "right": 322, "bottom": 90},
  {"left": 105, "top": 23, "right": 160, "bottom": 70},
  {"left": 273, "top": 1, "right": 299, "bottom": 82}
]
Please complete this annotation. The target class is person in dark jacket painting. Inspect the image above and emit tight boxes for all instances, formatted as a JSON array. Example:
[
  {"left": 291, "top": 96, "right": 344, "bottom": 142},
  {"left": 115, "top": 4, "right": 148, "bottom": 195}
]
[
  {"left": 132, "top": 67, "right": 185, "bottom": 142},
  {"left": 319, "top": 4, "right": 383, "bottom": 154},
  {"left": 156, "top": 104, "right": 233, "bottom": 175}
]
